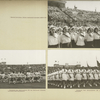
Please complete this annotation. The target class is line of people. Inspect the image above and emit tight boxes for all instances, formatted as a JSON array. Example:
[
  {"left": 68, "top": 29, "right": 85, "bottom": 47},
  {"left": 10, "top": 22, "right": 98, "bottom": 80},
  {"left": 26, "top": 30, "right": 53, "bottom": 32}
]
[
  {"left": 0, "top": 71, "right": 42, "bottom": 84},
  {"left": 48, "top": 25, "right": 100, "bottom": 48},
  {"left": 48, "top": 67, "right": 100, "bottom": 88}
]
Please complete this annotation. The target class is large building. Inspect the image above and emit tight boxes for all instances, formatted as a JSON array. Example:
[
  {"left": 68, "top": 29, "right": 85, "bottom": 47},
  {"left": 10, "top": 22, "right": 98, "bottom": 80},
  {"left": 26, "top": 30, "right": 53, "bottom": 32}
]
[
  {"left": 48, "top": 1, "right": 66, "bottom": 8},
  {"left": 48, "top": 63, "right": 81, "bottom": 68}
]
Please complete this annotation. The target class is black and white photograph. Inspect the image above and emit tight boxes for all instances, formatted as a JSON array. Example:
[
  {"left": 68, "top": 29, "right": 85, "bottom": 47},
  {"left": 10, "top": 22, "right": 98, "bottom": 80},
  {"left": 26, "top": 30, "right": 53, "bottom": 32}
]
[
  {"left": 48, "top": 50, "right": 100, "bottom": 89},
  {"left": 0, "top": 50, "right": 46, "bottom": 89},
  {"left": 48, "top": 1, "right": 100, "bottom": 48}
]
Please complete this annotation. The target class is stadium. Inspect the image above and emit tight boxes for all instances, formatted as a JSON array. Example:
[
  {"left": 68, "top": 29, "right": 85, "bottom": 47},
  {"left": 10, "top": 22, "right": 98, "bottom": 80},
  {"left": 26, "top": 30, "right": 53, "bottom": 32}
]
[
  {"left": 48, "top": 61, "right": 100, "bottom": 89},
  {"left": 48, "top": 50, "right": 100, "bottom": 89},
  {"left": 48, "top": 1, "right": 100, "bottom": 48},
  {"left": 0, "top": 61, "right": 46, "bottom": 88}
]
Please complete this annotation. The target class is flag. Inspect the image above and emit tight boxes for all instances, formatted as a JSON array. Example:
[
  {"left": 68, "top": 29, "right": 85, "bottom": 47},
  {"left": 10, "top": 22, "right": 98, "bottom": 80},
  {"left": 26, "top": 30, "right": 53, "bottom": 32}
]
[{"left": 97, "top": 60, "right": 100, "bottom": 67}]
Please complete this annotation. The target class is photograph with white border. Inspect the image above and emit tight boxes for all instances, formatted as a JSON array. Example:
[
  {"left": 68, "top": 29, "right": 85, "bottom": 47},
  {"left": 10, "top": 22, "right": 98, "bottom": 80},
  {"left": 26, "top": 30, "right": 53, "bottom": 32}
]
[
  {"left": 0, "top": 50, "right": 46, "bottom": 89},
  {"left": 48, "top": 50, "right": 100, "bottom": 89},
  {"left": 48, "top": 1, "right": 100, "bottom": 48}
]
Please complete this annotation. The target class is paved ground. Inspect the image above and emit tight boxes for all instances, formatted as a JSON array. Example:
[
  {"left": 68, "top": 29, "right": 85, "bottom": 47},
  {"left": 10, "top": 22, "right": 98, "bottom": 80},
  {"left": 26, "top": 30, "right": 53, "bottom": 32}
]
[
  {"left": 48, "top": 83, "right": 100, "bottom": 89},
  {"left": 0, "top": 81, "right": 45, "bottom": 89}
]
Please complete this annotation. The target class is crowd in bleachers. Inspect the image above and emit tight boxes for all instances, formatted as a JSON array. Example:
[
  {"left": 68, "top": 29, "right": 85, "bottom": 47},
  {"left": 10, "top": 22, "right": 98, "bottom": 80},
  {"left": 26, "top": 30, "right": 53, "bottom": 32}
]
[
  {"left": 63, "top": 8, "right": 100, "bottom": 23},
  {"left": 48, "top": 6, "right": 100, "bottom": 48},
  {"left": 48, "top": 6, "right": 70, "bottom": 22},
  {"left": 0, "top": 64, "right": 45, "bottom": 84},
  {"left": 48, "top": 6, "right": 100, "bottom": 26},
  {"left": 48, "top": 67, "right": 63, "bottom": 74}
]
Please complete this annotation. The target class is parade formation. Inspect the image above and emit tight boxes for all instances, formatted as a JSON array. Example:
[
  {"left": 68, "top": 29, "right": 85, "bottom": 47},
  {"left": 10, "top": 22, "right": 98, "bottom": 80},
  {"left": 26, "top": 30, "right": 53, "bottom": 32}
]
[
  {"left": 0, "top": 63, "right": 46, "bottom": 87},
  {"left": 48, "top": 66, "right": 100, "bottom": 88},
  {"left": 0, "top": 71, "right": 44, "bottom": 84}
]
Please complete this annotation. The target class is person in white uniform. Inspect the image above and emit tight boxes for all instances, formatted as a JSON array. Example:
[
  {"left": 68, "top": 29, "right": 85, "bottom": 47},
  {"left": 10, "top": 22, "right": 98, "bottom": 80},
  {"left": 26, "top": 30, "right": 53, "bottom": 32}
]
[
  {"left": 0, "top": 73, "right": 3, "bottom": 82},
  {"left": 85, "top": 28, "right": 94, "bottom": 48},
  {"left": 48, "top": 26, "right": 60, "bottom": 48},
  {"left": 87, "top": 69, "right": 94, "bottom": 87},
  {"left": 93, "top": 28, "right": 100, "bottom": 48},
  {"left": 60, "top": 26, "right": 72, "bottom": 48},
  {"left": 67, "top": 68, "right": 74, "bottom": 88},
  {"left": 93, "top": 69, "right": 99, "bottom": 86},
  {"left": 76, "top": 28, "right": 86, "bottom": 48},
  {"left": 98, "top": 69, "right": 100, "bottom": 85},
  {"left": 71, "top": 27, "right": 78, "bottom": 48},
  {"left": 61, "top": 69, "right": 68, "bottom": 88},
  {"left": 74, "top": 69, "right": 82, "bottom": 88},
  {"left": 81, "top": 68, "right": 88, "bottom": 87}
]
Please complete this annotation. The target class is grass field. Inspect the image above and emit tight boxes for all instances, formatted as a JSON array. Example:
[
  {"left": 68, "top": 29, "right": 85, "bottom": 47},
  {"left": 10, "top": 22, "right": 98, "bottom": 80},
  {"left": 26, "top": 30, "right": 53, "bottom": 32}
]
[{"left": 0, "top": 81, "right": 45, "bottom": 89}]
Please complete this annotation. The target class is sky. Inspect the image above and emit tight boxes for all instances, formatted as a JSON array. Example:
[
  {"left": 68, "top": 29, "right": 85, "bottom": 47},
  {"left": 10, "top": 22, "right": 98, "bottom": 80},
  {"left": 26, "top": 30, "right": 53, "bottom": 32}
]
[
  {"left": 0, "top": 50, "right": 45, "bottom": 65},
  {"left": 65, "top": 1, "right": 100, "bottom": 12},
  {"left": 48, "top": 50, "right": 100, "bottom": 67}
]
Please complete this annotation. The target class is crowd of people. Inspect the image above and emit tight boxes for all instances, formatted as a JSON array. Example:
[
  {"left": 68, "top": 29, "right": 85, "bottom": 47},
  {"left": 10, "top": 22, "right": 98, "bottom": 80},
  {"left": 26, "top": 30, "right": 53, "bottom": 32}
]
[
  {"left": 0, "top": 71, "right": 45, "bottom": 84},
  {"left": 48, "top": 4, "right": 100, "bottom": 48},
  {"left": 48, "top": 25, "right": 100, "bottom": 48},
  {"left": 0, "top": 64, "right": 46, "bottom": 84},
  {"left": 48, "top": 67, "right": 100, "bottom": 88}
]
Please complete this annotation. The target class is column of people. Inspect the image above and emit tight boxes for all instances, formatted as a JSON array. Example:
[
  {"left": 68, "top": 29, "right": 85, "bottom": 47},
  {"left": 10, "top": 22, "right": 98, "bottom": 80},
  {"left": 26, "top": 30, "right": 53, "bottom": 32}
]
[{"left": 48, "top": 67, "right": 100, "bottom": 88}]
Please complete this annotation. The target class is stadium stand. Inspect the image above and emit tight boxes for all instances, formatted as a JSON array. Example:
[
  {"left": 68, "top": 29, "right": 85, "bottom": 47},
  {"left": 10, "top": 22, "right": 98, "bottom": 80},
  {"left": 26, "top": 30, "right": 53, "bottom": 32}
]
[{"left": 48, "top": 1, "right": 100, "bottom": 27}]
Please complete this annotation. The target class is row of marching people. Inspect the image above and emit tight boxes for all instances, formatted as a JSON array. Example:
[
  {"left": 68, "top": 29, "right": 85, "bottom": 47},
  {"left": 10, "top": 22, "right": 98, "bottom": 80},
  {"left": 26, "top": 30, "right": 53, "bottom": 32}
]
[
  {"left": 48, "top": 67, "right": 100, "bottom": 88},
  {"left": 48, "top": 25, "right": 100, "bottom": 48},
  {"left": 0, "top": 71, "right": 41, "bottom": 84}
]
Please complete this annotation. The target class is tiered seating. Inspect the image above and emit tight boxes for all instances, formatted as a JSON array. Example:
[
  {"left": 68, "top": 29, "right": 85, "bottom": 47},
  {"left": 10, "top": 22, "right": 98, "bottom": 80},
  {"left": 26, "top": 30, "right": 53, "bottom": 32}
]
[
  {"left": 0, "top": 64, "right": 45, "bottom": 73},
  {"left": 48, "top": 67, "right": 63, "bottom": 74},
  {"left": 48, "top": 6, "right": 100, "bottom": 27},
  {"left": 48, "top": 6, "right": 71, "bottom": 22},
  {"left": 63, "top": 8, "right": 100, "bottom": 23}
]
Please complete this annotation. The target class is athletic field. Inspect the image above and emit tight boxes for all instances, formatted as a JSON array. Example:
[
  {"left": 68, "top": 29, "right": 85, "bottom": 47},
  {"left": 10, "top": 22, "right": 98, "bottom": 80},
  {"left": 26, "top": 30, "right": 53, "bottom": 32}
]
[{"left": 0, "top": 81, "right": 45, "bottom": 89}]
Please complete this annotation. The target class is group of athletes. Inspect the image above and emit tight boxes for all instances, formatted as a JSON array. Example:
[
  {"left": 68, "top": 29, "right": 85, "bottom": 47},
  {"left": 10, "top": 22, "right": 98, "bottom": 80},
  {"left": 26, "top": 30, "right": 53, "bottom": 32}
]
[
  {"left": 0, "top": 71, "right": 42, "bottom": 84},
  {"left": 48, "top": 25, "right": 100, "bottom": 48},
  {"left": 48, "top": 67, "right": 100, "bottom": 88}
]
